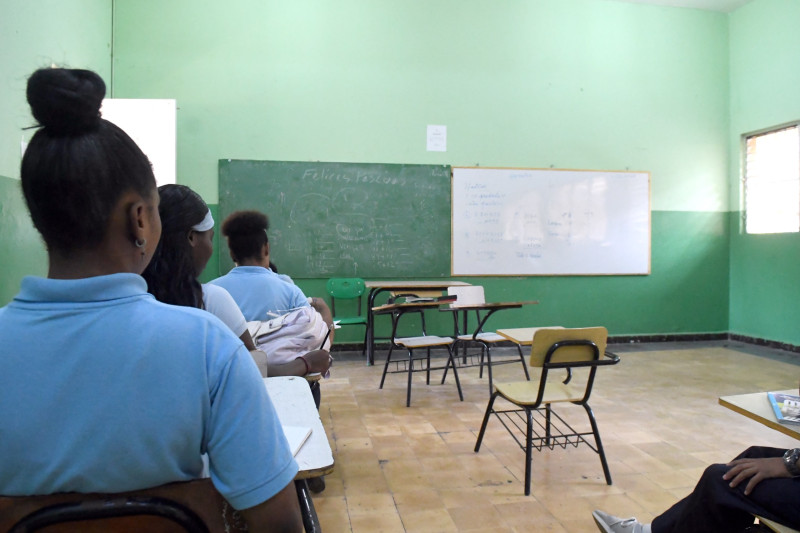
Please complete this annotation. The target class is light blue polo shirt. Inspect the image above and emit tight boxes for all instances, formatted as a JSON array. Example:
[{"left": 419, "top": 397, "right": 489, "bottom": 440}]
[
  {"left": 210, "top": 266, "right": 309, "bottom": 321},
  {"left": 0, "top": 273, "right": 297, "bottom": 509}
]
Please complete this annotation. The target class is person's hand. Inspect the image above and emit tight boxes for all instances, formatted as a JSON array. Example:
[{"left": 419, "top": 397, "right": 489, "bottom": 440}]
[
  {"left": 302, "top": 350, "right": 332, "bottom": 373},
  {"left": 722, "top": 456, "right": 791, "bottom": 495}
]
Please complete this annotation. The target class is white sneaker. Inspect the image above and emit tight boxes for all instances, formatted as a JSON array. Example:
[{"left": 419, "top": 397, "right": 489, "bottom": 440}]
[{"left": 592, "top": 510, "right": 651, "bottom": 533}]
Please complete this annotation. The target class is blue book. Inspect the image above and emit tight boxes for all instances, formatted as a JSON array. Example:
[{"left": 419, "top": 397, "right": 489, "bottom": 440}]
[{"left": 767, "top": 392, "right": 800, "bottom": 426}]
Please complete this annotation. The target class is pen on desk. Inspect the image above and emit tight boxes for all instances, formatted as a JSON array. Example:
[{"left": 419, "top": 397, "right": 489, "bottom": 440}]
[{"left": 319, "top": 325, "right": 332, "bottom": 350}]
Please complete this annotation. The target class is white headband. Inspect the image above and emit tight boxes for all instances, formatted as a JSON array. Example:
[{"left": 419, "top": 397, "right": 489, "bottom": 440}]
[{"left": 192, "top": 210, "right": 214, "bottom": 232}]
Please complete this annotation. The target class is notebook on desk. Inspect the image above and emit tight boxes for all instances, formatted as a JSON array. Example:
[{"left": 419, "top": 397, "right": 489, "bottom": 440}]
[{"left": 283, "top": 425, "right": 313, "bottom": 456}]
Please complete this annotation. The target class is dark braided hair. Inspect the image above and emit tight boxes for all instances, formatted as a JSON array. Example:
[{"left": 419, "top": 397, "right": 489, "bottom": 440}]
[
  {"left": 221, "top": 211, "right": 269, "bottom": 263},
  {"left": 21, "top": 68, "right": 155, "bottom": 254},
  {"left": 142, "top": 185, "right": 209, "bottom": 308}
]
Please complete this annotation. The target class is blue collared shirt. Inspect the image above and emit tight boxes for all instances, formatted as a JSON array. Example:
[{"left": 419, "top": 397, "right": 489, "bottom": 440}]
[
  {"left": 0, "top": 273, "right": 297, "bottom": 509},
  {"left": 210, "top": 266, "right": 309, "bottom": 321}
]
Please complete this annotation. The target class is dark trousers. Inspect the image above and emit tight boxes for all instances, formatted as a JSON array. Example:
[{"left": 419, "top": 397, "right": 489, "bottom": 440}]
[
  {"left": 309, "top": 380, "right": 321, "bottom": 409},
  {"left": 652, "top": 447, "right": 800, "bottom": 533}
]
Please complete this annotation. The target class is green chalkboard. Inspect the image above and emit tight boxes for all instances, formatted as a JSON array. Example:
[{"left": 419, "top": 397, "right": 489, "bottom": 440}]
[{"left": 218, "top": 160, "right": 451, "bottom": 278}]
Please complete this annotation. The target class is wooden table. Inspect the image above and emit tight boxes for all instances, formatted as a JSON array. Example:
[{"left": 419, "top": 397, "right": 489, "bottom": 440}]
[
  {"left": 718, "top": 389, "right": 800, "bottom": 440},
  {"left": 264, "top": 376, "right": 334, "bottom": 532},
  {"left": 364, "top": 280, "right": 471, "bottom": 365},
  {"left": 496, "top": 326, "right": 564, "bottom": 346}
]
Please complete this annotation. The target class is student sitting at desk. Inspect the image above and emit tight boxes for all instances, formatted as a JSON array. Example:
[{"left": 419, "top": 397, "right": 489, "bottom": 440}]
[
  {"left": 210, "top": 210, "right": 335, "bottom": 365},
  {"left": 141, "top": 184, "right": 331, "bottom": 380},
  {"left": 593, "top": 442, "right": 800, "bottom": 532},
  {"left": 0, "top": 67, "right": 302, "bottom": 530},
  {"left": 212, "top": 210, "right": 334, "bottom": 332},
  {"left": 212, "top": 210, "right": 333, "bottom": 493}
]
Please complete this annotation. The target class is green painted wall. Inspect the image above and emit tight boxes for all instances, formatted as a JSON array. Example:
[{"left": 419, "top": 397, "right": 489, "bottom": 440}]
[
  {"left": 112, "top": 0, "right": 731, "bottom": 342},
  {"left": 0, "top": 0, "right": 112, "bottom": 304},
  {"left": 296, "top": 210, "right": 730, "bottom": 340},
  {"left": 108, "top": 0, "right": 732, "bottom": 341},
  {"left": 6, "top": 0, "right": 796, "bottom": 347},
  {"left": 728, "top": 0, "right": 800, "bottom": 346},
  {"left": 0, "top": 178, "right": 47, "bottom": 301},
  {"left": 112, "top": 0, "right": 729, "bottom": 211}
]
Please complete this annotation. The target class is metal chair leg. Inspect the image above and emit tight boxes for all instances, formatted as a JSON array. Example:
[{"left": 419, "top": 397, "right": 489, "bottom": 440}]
[
  {"left": 478, "top": 343, "right": 486, "bottom": 379},
  {"left": 484, "top": 342, "right": 494, "bottom": 394},
  {"left": 295, "top": 479, "right": 321, "bottom": 533},
  {"left": 474, "top": 391, "right": 499, "bottom": 452},
  {"left": 524, "top": 407, "right": 534, "bottom": 496},
  {"left": 516, "top": 344, "right": 530, "bottom": 380},
  {"left": 406, "top": 349, "right": 414, "bottom": 407},
  {"left": 379, "top": 344, "right": 395, "bottom": 389},
  {"left": 360, "top": 325, "right": 368, "bottom": 357},
  {"left": 461, "top": 311, "right": 469, "bottom": 364},
  {"left": 583, "top": 403, "right": 613, "bottom": 485},
  {"left": 447, "top": 345, "right": 463, "bottom": 401},
  {"left": 426, "top": 347, "right": 431, "bottom": 385},
  {"left": 441, "top": 340, "right": 456, "bottom": 385},
  {"left": 545, "top": 403, "right": 552, "bottom": 447}
]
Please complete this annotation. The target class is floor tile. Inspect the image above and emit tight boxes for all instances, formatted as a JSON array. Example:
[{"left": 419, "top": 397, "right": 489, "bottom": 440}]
[{"left": 309, "top": 341, "right": 800, "bottom": 531}]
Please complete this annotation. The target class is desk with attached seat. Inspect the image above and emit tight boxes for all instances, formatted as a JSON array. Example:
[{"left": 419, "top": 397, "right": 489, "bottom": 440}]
[
  {"left": 718, "top": 390, "right": 800, "bottom": 533},
  {"left": 265, "top": 376, "right": 334, "bottom": 533},
  {"left": 442, "top": 299, "right": 539, "bottom": 394},
  {"left": 364, "top": 280, "right": 470, "bottom": 365},
  {"left": 373, "top": 300, "right": 463, "bottom": 407},
  {"left": 718, "top": 389, "right": 800, "bottom": 441},
  {"left": 0, "top": 378, "right": 334, "bottom": 533}
]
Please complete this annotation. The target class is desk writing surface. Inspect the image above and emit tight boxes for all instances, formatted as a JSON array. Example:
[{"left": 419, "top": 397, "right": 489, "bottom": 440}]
[
  {"left": 365, "top": 280, "right": 471, "bottom": 290},
  {"left": 372, "top": 300, "right": 452, "bottom": 313},
  {"left": 719, "top": 389, "right": 800, "bottom": 441},
  {"left": 264, "top": 376, "right": 334, "bottom": 478},
  {"left": 447, "top": 300, "right": 539, "bottom": 310},
  {"left": 364, "top": 280, "right": 470, "bottom": 365},
  {"left": 497, "top": 326, "right": 565, "bottom": 345}
]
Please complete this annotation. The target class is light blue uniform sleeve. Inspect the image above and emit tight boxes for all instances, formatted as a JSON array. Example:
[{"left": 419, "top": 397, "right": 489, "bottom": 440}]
[
  {"left": 290, "top": 284, "right": 311, "bottom": 310},
  {"left": 205, "top": 344, "right": 298, "bottom": 510}
]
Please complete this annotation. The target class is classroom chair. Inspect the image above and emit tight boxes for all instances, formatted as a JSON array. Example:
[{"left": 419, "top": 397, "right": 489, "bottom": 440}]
[
  {"left": 377, "top": 302, "right": 463, "bottom": 407},
  {"left": 474, "top": 327, "right": 620, "bottom": 495},
  {"left": 0, "top": 479, "right": 241, "bottom": 532},
  {"left": 755, "top": 515, "right": 800, "bottom": 533},
  {"left": 385, "top": 289, "right": 444, "bottom": 337},
  {"left": 326, "top": 277, "right": 368, "bottom": 354},
  {"left": 442, "top": 285, "right": 530, "bottom": 394}
]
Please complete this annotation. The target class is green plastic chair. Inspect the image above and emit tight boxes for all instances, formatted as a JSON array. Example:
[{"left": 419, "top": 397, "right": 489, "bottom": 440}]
[{"left": 326, "top": 278, "right": 368, "bottom": 354}]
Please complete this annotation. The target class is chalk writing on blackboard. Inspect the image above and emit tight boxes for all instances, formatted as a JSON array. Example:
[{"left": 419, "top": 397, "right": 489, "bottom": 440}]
[{"left": 220, "top": 160, "right": 451, "bottom": 278}]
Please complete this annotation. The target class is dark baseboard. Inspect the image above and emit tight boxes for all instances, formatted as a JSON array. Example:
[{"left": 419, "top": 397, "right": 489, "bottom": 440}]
[
  {"left": 728, "top": 333, "right": 800, "bottom": 354},
  {"left": 607, "top": 333, "right": 728, "bottom": 344},
  {"left": 330, "top": 333, "right": 800, "bottom": 355}
]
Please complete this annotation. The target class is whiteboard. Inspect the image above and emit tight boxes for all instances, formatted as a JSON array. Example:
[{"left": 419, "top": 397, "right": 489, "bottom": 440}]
[
  {"left": 451, "top": 167, "right": 650, "bottom": 276},
  {"left": 100, "top": 99, "right": 176, "bottom": 186}
]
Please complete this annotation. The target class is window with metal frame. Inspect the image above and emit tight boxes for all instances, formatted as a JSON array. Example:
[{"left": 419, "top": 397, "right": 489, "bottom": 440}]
[{"left": 743, "top": 122, "right": 800, "bottom": 234}]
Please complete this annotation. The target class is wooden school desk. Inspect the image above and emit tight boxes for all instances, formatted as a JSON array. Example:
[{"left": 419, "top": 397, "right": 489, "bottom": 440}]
[
  {"left": 447, "top": 301, "right": 540, "bottom": 339},
  {"left": 496, "top": 326, "right": 565, "bottom": 347},
  {"left": 718, "top": 389, "right": 800, "bottom": 440},
  {"left": 372, "top": 300, "right": 463, "bottom": 406},
  {"left": 445, "top": 301, "right": 539, "bottom": 391},
  {"left": 364, "top": 280, "right": 470, "bottom": 365},
  {"left": 264, "top": 376, "right": 334, "bottom": 533}
]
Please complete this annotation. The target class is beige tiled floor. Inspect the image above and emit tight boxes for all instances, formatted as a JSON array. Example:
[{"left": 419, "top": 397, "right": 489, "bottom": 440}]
[{"left": 312, "top": 341, "right": 800, "bottom": 532}]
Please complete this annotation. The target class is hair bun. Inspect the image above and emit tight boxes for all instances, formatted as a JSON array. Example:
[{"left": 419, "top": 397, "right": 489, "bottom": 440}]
[{"left": 26, "top": 68, "right": 106, "bottom": 136}]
